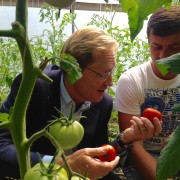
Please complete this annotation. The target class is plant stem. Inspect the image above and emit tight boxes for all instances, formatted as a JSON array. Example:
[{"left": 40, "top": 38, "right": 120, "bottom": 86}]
[{"left": 8, "top": 0, "right": 40, "bottom": 178}]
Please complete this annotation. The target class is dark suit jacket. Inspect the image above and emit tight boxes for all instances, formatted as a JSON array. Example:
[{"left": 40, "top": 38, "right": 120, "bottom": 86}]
[{"left": 0, "top": 65, "right": 120, "bottom": 179}]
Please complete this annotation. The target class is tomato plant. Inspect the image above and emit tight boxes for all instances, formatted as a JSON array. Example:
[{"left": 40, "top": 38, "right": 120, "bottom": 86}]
[
  {"left": 142, "top": 108, "right": 162, "bottom": 122},
  {"left": 24, "top": 162, "right": 68, "bottom": 180},
  {"left": 50, "top": 120, "right": 84, "bottom": 150},
  {"left": 98, "top": 144, "right": 116, "bottom": 162}
]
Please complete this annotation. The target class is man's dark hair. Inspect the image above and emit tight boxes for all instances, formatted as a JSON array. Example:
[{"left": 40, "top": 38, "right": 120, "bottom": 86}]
[{"left": 147, "top": 5, "right": 180, "bottom": 38}]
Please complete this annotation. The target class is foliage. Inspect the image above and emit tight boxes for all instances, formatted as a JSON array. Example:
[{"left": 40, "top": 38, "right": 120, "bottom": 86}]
[
  {"left": 0, "top": 5, "right": 150, "bottom": 108},
  {"left": 156, "top": 123, "right": 180, "bottom": 179},
  {"left": 0, "top": 5, "right": 76, "bottom": 107},
  {"left": 119, "top": 0, "right": 172, "bottom": 41},
  {"left": 156, "top": 53, "right": 180, "bottom": 179},
  {"left": 156, "top": 53, "right": 180, "bottom": 75},
  {"left": 0, "top": 0, "right": 177, "bottom": 179},
  {"left": 0, "top": 38, "right": 22, "bottom": 106},
  {"left": 32, "top": 3, "right": 76, "bottom": 64}
]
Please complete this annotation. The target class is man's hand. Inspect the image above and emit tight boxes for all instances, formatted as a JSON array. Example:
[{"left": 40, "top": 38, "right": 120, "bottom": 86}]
[
  {"left": 122, "top": 116, "right": 162, "bottom": 143},
  {"left": 161, "top": 134, "right": 173, "bottom": 149},
  {"left": 57, "top": 147, "right": 120, "bottom": 180}
]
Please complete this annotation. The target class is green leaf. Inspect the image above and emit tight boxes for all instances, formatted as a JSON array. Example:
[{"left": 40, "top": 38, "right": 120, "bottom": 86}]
[
  {"left": 119, "top": 0, "right": 172, "bottom": 41},
  {"left": 156, "top": 63, "right": 170, "bottom": 76},
  {"left": 60, "top": 53, "right": 82, "bottom": 85},
  {"left": 172, "top": 104, "right": 180, "bottom": 113},
  {"left": 0, "top": 113, "right": 9, "bottom": 123},
  {"left": 156, "top": 123, "right": 180, "bottom": 180},
  {"left": 156, "top": 53, "right": 180, "bottom": 75}
]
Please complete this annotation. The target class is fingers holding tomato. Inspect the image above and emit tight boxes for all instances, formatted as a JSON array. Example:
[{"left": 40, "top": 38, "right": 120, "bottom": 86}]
[
  {"left": 142, "top": 108, "right": 162, "bottom": 122},
  {"left": 98, "top": 144, "right": 116, "bottom": 162},
  {"left": 142, "top": 108, "right": 162, "bottom": 135}
]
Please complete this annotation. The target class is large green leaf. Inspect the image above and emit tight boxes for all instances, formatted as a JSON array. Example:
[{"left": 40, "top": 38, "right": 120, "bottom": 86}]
[
  {"left": 119, "top": 0, "right": 172, "bottom": 41},
  {"left": 156, "top": 123, "right": 180, "bottom": 180},
  {"left": 156, "top": 53, "right": 180, "bottom": 75},
  {"left": 60, "top": 53, "right": 82, "bottom": 85}
]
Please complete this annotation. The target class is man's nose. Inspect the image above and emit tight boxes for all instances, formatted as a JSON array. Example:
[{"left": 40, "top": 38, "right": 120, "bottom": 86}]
[
  {"left": 159, "top": 49, "right": 171, "bottom": 59},
  {"left": 104, "top": 75, "right": 113, "bottom": 87}
]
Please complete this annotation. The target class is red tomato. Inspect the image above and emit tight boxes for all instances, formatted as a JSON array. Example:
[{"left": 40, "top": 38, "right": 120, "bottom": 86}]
[
  {"left": 142, "top": 108, "right": 162, "bottom": 122},
  {"left": 99, "top": 144, "right": 116, "bottom": 162}
]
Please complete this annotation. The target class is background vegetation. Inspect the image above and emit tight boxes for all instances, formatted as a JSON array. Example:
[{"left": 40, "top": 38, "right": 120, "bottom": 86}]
[
  {"left": 0, "top": 4, "right": 151, "bottom": 142},
  {"left": 0, "top": 3, "right": 150, "bottom": 108},
  {"left": 0, "top": 4, "right": 151, "bottom": 143},
  {"left": 0, "top": 1, "right": 179, "bottom": 179}
]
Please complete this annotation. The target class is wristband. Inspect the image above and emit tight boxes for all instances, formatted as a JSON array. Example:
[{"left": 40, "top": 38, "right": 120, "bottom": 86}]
[{"left": 116, "top": 131, "right": 133, "bottom": 150}]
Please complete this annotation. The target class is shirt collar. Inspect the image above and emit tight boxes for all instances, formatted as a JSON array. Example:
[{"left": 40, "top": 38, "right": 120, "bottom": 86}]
[
  {"left": 60, "top": 73, "right": 72, "bottom": 105},
  {"left": 60, "top": 74, "right": 91, "bottom": 115}
]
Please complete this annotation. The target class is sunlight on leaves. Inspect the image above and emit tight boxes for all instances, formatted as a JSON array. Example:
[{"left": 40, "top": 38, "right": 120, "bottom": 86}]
[{"left": 119, "top": 0, "right": 172, "bottom": 41}]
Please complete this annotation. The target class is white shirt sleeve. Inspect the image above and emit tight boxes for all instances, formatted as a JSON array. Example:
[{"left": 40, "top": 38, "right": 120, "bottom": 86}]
[
  {"left": 42, "top": 155, "right": 53, "bottom": 162},
  {"left": 114, "top": 72, "right": 142, "bottom": 115}
]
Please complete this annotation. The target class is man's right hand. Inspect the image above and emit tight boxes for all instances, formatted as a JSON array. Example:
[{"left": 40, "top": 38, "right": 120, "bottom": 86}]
[
  {"left": 122, "top": 116, "right": 162, "bottom": 143},
  {"left": 57, "top": 147, "right": 120, "bottom": 180}
]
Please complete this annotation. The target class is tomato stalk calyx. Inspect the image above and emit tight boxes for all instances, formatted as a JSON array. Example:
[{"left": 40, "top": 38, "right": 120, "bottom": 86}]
[
  {"left": 36, "top": 151, "right": 64, "bottom": 177},
  {"left": 49, "top": 108, "right": 85, "bottom": 150},
  {"left": 50, "top": 107, "right": 86, "bottom": 126}
]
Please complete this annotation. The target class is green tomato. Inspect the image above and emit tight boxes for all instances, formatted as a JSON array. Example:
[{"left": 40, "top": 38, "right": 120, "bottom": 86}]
[
  {"left": 44, "top": 0, "right": 75, "bottom": 8},
  {"left": 24, "top": 162, "right": 68, "bottom": 180},
  {"left": 50, "top": 121, "right": 84, "bottom": 150}
]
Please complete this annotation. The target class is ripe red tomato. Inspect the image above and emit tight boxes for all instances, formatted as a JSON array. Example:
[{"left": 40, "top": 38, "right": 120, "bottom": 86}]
[
  {"left": 99, "top": 144, "right": 116, "bottom": 162},
  {"left": 142, "top": 108, "right": 162, "bottom": 122}
]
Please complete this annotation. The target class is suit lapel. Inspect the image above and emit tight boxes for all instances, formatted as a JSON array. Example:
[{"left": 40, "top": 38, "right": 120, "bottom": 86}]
[
  {"left": 78, "top": 105, "right": 99, "bottom": 147},
  {"left": 48, "top": 69, "right": 62, "bottom": 118}
]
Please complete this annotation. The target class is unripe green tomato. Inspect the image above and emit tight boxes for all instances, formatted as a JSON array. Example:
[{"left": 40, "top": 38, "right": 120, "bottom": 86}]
[
  {"left": 24, "top": 162, "right": 68, "bottom": 180},
  {"left": 50, "top": 121, "right": 84, "bottom": 150},
  {"left": 44, "top": 0, "right": 75, "bottom": 8}
]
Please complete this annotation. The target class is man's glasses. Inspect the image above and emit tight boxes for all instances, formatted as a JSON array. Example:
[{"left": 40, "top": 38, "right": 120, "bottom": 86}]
[{"left": 86, "top": 67, "right": 115, "bottom": 81}]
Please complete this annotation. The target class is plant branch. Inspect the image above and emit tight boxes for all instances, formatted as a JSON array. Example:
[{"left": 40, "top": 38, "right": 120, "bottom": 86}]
[{"left": 0, "top": 121, "right": 11, "bottom": 129}]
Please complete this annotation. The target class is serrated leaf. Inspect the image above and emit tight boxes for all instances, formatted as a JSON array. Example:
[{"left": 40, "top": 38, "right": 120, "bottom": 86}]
[
  {"left": 156, "top": 123, "right": 180, "bottom": 180},
  {"left": 0, "top": 113, "right": 9, "bottom": 123},
  {"left": 156, "top": 53, "right": 180, "bottom": 75},
  {"left": 119, "top": 0, "right": 172, "bottom": 41},
  {"left": 60, "top": 53, "right": 82, "bottom": 85}
]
